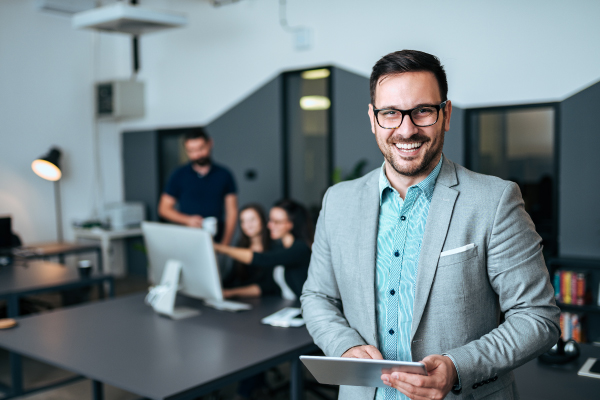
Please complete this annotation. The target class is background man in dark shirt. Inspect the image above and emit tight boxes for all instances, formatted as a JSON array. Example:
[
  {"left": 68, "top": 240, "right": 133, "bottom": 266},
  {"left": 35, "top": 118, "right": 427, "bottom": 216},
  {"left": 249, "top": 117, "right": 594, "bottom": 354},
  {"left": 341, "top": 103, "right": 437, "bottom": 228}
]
[{"left": 158, "top": 129, "right": 238, "bottom": 245}]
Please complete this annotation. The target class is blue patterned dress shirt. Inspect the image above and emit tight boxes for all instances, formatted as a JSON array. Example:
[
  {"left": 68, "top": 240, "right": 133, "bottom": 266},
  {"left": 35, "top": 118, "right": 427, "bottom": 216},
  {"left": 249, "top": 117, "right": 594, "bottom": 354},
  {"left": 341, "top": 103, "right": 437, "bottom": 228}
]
[{"left": 375, "top": 156, "right": 443, "bottom": 400}]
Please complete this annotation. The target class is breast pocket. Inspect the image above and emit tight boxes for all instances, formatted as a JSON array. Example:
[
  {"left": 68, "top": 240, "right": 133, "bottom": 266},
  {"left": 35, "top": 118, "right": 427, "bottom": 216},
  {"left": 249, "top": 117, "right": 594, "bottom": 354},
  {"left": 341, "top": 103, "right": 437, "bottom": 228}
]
[{"left": 437, "top": 244, "right": 478, "bottom": 267}]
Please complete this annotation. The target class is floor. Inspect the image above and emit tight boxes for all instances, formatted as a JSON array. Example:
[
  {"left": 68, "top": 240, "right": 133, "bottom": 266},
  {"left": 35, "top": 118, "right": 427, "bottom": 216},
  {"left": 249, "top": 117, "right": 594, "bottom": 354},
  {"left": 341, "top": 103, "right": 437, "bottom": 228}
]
[{"left": 0, "top": 275, "right": 337, "bottom": 400}]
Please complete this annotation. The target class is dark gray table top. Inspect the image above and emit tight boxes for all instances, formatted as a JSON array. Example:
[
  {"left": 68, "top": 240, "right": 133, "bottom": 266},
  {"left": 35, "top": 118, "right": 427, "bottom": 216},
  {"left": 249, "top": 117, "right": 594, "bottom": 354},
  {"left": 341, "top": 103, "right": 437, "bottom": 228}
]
[
  {"left": 0, "top": 293, "right": 316, "bottom": 399},
  {"left": 22, "top": 241, "right": 101, "bottom": 257},
  {"left": 515, "top": 343, "right": 600, "bottom": 399},
  {"left": 0, "top": 261, "right": 109, "bottom": 297}
]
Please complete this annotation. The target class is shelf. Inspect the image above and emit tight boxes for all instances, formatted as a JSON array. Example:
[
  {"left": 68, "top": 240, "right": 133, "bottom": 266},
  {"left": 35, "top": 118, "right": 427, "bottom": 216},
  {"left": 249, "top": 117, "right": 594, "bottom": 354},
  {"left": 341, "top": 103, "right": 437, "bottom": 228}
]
[{"left": 557, "top": 303, "right": 600, "bottom": 313}]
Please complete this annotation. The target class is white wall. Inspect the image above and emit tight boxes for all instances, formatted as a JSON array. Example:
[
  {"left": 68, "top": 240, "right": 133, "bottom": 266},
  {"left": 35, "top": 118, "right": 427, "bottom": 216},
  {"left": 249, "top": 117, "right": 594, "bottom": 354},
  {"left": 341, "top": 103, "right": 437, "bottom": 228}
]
[{"left": 1, "top": 0, "right": 600, "bottom": 243}]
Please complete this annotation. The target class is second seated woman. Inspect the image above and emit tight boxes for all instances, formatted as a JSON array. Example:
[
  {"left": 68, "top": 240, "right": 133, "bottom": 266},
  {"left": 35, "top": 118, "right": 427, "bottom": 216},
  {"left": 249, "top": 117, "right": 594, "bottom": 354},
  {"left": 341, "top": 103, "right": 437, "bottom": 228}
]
[{"left": 215, "top": 199, "right": 313, "bottom": 300}]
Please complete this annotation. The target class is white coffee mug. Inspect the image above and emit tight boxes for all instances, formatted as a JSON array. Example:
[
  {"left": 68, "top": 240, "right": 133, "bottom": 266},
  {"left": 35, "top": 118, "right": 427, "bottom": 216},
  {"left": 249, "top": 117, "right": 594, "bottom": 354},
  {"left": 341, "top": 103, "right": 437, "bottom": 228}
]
[{"left": 202, "top": 217, "right": 218, "bottom": 237}]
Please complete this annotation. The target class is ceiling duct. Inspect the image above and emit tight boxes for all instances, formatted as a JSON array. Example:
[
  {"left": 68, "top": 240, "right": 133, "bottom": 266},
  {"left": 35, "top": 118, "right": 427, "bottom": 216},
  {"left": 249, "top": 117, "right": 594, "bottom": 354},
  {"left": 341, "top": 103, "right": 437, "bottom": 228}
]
[{"left": 72, "top": 3, "right": 187, "bottom": 35}]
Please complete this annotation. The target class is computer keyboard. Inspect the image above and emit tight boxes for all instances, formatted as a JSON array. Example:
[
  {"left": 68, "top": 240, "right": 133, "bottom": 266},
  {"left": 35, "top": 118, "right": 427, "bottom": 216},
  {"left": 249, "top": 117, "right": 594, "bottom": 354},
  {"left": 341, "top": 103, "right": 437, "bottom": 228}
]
[{"left": 204, "top": 299, "right": 252, "bottom": 312}]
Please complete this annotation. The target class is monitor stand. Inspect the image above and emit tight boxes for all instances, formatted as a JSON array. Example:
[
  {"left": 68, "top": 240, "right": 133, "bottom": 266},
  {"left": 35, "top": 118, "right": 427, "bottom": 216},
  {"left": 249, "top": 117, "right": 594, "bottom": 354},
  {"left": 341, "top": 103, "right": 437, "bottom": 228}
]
[{"left": 146, "top": 259, "right": 200, "bottom": 320}]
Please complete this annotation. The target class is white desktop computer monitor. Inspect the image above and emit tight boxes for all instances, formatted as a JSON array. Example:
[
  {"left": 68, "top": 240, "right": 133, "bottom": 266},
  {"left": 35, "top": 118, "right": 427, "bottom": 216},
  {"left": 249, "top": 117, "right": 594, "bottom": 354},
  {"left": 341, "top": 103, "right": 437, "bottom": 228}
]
[
  {"left": 142, "top": 222, "right": 251, "bottom": 318},
  {"left": 142, "top": 221, "right": 223, "bottom": 302}
]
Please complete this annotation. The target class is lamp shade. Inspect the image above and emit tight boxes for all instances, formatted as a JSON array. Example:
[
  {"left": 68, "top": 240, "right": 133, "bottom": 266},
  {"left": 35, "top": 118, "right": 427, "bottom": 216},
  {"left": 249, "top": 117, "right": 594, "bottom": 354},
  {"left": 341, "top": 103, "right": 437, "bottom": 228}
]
[{"left": 32, "top": 147, "right": 62, "bottom": 181}]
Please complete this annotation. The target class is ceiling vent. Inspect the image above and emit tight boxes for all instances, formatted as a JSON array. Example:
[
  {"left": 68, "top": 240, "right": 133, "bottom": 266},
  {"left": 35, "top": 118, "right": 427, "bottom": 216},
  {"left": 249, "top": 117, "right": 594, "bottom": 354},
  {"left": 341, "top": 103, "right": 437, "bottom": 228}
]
[{"left": 72, "top": 3, "right": 187, "bottom": 35}]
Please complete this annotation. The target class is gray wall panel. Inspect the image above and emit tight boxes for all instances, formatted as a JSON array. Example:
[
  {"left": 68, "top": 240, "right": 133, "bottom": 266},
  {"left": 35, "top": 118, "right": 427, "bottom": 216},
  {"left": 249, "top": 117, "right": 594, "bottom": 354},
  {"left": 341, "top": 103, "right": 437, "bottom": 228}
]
[
  {"left": 123, "top": 130, "right": 159, "bottom": 221},
  {"left": 207, "top": 77, "right": 282, "bottom": 212},
  {"left": 443, "top": 105, "right": 465, "bottom": 166},
  {"left": 559, "top": 81, "right": 600, "bottom": 258},
  {"left": 332, "top": 68, "right": 382, "bottom": 177}
]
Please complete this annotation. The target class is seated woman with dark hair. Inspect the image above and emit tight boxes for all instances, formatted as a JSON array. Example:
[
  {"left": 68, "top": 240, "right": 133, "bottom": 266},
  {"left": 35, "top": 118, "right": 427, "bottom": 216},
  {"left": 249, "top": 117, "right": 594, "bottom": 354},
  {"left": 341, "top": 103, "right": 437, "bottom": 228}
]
[
  {"left": 215, "top": 199, "right": 313, "bottom": 300},
  {"left": 221, "top": 203, "right": 278, "bottom": 298}
]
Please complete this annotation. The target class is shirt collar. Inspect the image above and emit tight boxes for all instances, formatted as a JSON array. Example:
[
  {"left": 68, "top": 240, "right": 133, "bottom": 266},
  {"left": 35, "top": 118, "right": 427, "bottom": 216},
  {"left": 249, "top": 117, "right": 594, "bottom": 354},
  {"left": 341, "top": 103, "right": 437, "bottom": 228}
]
[{"left": 378, "top": 155, "right": 444, "bottom": 205}]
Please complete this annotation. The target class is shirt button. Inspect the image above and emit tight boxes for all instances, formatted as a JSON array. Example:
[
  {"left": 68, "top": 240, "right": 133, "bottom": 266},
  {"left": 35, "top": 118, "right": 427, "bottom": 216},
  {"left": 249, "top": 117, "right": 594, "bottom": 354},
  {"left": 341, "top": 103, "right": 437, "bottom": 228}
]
[
  {"left": 400, "top": 216, "right": 406, "bottom": 221},
  {"left": 389, "top": 329, "right": 394, "bottom": 335},
  {"left": 394, "top": 251, "right": 399, "bottom": 257},
  {"left": 390, "top": 289, "right": 395, "bottom": 295},
  {"left": 389, "top": 188, "right": 393, "bottom": 193}
]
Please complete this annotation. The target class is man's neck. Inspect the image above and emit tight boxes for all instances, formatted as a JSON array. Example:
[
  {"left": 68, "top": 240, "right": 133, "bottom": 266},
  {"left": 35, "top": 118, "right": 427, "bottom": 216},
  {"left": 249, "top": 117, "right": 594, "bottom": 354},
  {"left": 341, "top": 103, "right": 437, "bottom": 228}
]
[
  {"left": 192, "top": 162, "right": 211, "bottom": 176},
  {"left": 385, "top": 155, "right": 441, "bottom": 199}
]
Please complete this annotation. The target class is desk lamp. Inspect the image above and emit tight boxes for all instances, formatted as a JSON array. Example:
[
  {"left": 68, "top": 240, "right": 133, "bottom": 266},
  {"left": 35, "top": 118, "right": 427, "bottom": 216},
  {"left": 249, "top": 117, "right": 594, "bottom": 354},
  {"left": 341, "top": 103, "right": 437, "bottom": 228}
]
[{"left": 31, "top": 147, "right": 63, "bottom": 242}]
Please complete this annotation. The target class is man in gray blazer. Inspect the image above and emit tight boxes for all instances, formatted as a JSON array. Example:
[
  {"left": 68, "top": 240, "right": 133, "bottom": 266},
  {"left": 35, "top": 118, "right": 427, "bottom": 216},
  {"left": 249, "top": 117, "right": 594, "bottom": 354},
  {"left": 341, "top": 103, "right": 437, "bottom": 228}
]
[{"left": 300, "top": 50, "right": 560, "bottom": 400}]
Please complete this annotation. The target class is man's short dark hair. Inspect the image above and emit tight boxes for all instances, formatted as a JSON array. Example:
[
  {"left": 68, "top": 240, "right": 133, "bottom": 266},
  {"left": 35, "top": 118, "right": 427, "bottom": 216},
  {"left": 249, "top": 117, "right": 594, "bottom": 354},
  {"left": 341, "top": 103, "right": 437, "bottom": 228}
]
[
  {"left": 370, "top": 50, "right": 448, "bottom": 105},
  {"left": 184, "top": 127, "right": 210, "bottom": 142}
]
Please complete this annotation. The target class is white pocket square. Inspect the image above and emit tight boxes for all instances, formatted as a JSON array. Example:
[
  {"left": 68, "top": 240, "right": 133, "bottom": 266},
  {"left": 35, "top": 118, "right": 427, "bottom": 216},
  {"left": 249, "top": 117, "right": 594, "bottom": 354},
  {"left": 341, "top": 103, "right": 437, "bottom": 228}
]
[{"left": 440, "top": 243, "right": 475, "bottom": 257}]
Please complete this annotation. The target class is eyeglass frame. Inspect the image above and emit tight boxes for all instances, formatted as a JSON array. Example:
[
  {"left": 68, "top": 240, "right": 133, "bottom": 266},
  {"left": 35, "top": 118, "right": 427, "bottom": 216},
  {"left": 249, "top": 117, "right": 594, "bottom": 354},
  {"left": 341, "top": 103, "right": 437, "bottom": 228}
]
[{"left": 372, "top": 100, "right": 448, "bottom": 129}]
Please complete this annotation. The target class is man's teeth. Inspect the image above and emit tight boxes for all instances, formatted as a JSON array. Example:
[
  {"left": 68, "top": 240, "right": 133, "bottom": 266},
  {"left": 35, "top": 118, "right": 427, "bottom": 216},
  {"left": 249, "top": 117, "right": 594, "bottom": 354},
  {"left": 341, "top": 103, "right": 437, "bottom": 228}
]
[{"left": 395, "top": 142, "right": 423, "bottom": 150}]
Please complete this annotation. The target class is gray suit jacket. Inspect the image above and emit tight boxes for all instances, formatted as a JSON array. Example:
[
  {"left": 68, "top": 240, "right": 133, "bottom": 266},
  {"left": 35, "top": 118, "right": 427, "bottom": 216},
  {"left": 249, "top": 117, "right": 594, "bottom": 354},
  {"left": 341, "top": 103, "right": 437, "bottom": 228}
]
[{"left": 301, "top": 156, "right": 560, "bottom": 400}]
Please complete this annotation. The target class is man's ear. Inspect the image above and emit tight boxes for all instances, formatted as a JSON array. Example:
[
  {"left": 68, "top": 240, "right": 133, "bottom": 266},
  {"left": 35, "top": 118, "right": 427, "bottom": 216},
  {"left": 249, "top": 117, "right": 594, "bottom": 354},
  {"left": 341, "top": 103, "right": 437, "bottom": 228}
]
[
  {"left": 443, "top": 100, "right": 452, "bottom": 132},
  {"left": 368, "top": 104, "right": 376, "bottom": 135}
]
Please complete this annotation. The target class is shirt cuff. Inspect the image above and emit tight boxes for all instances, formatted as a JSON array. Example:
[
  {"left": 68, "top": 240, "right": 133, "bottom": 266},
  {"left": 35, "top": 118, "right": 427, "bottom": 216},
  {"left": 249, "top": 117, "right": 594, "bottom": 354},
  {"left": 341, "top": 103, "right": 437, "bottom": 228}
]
[{"left": 442, "top": 353, "right": 462, "bottom": 394}]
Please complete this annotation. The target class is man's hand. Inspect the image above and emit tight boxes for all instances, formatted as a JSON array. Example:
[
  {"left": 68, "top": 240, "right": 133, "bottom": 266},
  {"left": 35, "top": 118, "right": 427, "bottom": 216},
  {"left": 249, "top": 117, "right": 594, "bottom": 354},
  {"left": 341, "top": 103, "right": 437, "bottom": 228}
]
[
  {"left": 186, "top": 215, "right": 203, "bottom": 228},
  {"left": 381, "top": 354, "right": 457, "bottom": 400},
  {"left": 342, "top": 345, "right": 383, "bottom": 360}
]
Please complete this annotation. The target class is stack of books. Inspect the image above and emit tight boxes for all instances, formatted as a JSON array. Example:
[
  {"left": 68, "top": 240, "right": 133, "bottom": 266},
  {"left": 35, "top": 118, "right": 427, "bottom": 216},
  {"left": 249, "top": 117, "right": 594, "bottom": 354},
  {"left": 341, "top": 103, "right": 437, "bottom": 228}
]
[
  {"left": 560, "top": 312, "right": 584, "bottom": 342},
  {"left": 553, "top": 270, "right": 588, "bottom": 305}
]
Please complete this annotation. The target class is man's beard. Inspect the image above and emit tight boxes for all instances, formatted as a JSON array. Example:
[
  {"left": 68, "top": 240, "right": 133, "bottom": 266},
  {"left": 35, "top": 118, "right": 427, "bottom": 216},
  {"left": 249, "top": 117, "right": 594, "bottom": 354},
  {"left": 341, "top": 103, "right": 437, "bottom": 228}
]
[
  {"left": 377, "top": 124, "right": 444, "bottom": 178},
  {"left": 193, "top": 156, "right": 211, "bottom": 167}
]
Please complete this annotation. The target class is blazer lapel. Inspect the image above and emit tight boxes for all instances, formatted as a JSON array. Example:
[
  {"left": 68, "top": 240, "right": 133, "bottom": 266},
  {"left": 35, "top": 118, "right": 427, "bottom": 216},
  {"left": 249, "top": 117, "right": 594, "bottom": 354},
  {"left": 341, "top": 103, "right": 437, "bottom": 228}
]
[
  {"left": 411, "top": 157, "right": 458, "bottom": 339},
  {"left": 357, "top": 171, "right": 380, "bottom": 344}
]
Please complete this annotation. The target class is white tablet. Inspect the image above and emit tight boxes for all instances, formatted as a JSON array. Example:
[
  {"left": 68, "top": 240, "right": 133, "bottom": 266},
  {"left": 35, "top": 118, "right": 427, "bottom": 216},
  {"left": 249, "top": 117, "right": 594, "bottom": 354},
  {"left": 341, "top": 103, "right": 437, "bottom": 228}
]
[{"left": 300, "top": 356, "right": 427, "bottom": 388}]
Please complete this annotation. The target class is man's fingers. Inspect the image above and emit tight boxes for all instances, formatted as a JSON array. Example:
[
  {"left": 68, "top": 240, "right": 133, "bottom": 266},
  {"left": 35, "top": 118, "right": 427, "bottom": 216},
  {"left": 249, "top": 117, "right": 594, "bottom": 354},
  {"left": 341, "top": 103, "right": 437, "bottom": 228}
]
[
  {"left": 391, "top": 371, "right": 430, "bottom": 388},
  {"left": 387, "top": 376, "right": 442, "bottom": 400},
  {"left": 364, "top": 345, "right": 384, "bottom": 360},
  {"left": 341, "top": 345, "right": 379, "bottom": 359}
]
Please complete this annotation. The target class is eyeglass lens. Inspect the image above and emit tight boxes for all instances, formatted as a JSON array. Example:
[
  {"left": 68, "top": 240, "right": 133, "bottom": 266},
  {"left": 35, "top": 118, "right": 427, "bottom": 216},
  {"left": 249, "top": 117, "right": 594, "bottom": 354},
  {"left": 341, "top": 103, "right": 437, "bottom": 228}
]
[{"left": 378, "top": 106, "right": 439, "bottom": 128}]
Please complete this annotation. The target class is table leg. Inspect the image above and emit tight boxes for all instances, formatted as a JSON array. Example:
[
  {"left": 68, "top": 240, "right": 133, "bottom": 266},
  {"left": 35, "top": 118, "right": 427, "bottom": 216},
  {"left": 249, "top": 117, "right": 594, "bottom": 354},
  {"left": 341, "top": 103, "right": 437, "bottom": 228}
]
[
  {"left": 108, "top": 277, "right": 115, "bottom": 298},
  {"left": 98, "top": 282, "right": 106, "bottom": 299},
  {"left": 10, "top": 352, "right": 23, "bottom": 396},
  {"left": 7, "top": 295, "right": 19, "bottom": 318},
  {"left": 101, "top": 236, "right": 110, "bottom": 275},
  {"left": 92, "top": 380, "right": 104, "bottom": 400},
  {"left": 96, "top": 248, "right": 103, "bottom": 274},
  {"left": 290, "top": 357, "right": 304, "bottom": 400}
]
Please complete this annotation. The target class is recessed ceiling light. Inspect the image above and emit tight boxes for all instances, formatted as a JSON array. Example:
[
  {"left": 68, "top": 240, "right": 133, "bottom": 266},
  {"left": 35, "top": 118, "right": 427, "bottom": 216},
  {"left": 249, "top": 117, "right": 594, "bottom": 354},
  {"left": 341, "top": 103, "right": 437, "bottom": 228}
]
[
  {"left": 301, "top": 69, "right": 330, "bottom": 80},
  {"left": 300, "top": 96, "right": 331, "bottom": 110}
]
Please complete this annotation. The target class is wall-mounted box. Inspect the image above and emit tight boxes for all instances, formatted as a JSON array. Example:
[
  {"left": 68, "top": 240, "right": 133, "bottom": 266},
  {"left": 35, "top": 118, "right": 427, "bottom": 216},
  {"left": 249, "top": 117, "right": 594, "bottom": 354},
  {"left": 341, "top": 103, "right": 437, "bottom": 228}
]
[{"left": 96, "top": 80, "right": 145, "bottom": 119}]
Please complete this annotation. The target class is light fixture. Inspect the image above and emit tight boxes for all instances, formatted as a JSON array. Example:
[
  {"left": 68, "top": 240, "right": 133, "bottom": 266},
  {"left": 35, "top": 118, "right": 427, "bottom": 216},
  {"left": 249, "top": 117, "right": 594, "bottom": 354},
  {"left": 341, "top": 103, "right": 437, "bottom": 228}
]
[
  {"left": 72, "top": 3, "right": 187, "bottom": 35},
  {"left": 32, "top": 147, "right": 64, "bottom": 242},
  {"left": 32, "top": 148, "right": 62, "bottom": 181},
  {"left": 300, "top": 96, "right": 331, "bottom": 111},
  {"left": 301, "top": 69, "right": 330, "bottom": 80}
]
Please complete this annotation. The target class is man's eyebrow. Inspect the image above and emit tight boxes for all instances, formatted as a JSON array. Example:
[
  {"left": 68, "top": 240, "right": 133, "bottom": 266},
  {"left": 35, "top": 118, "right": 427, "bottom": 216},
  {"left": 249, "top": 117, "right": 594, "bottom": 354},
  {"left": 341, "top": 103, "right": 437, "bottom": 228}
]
[{"left": 377, "top": 102, "right": 439, "bottom": 110}]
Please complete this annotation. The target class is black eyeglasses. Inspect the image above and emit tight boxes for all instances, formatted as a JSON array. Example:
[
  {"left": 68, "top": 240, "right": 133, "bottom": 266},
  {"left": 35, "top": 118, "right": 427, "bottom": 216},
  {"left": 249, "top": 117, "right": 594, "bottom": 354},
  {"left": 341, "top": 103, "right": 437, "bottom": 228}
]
[{"left": 373, "top": 101, "right": 447, "bottom": 129}]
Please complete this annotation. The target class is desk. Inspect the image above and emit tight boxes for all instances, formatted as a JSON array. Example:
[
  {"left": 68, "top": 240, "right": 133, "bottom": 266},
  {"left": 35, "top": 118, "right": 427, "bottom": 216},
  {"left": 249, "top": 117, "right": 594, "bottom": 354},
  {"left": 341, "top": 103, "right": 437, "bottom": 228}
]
[
  {"left": 73, "top": 227, "right": 143, "bottom": 276},
  {"left": 16, "top": 241, "right": 102, "bottom": 266},
  {"left": 515, "top": 343, "right": 600, "bottom": 399},
  {"left": 0, "top": 293, "right": 317, "bottom": 400},
  {"left": 0, "top": 261, "right": 115, "bottom": 398}
]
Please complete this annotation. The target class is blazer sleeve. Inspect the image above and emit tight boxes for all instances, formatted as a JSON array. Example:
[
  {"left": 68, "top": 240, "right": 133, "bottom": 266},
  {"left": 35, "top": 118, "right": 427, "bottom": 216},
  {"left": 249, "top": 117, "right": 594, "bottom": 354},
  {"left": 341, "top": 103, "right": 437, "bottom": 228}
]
[
  {"left": 445, "top": 182, "right": 560, "bottom": 392},
  {"left": 300, "top": 188, "right": 368, "bottom": 357}
]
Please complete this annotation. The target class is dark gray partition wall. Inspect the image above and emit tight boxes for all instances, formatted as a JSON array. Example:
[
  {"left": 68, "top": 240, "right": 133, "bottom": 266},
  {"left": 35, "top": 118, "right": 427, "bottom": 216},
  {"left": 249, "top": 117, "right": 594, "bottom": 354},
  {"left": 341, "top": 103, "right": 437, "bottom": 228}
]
[
  {"left": 331, "top": 68, "right": 381, "bottom": 175},
  {"left": 559, "top": 80, "right": 600, "bottom": 258},
  {"left": 206, "top": 77, "right": 283, "bottom": 211},
  {"left": 123, "top": 130, "right": 161, "bottom": 222},
  {"left": 443, "top": 105, "right": 465, "bottom": 165}
]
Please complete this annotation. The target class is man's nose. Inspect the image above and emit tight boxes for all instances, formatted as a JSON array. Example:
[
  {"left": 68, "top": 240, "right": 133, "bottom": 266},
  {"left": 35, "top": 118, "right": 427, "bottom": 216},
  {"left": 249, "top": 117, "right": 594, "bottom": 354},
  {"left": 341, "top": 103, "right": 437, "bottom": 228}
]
[{"left": 395, "top": 114, "right": 419, "bottom": 138}]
